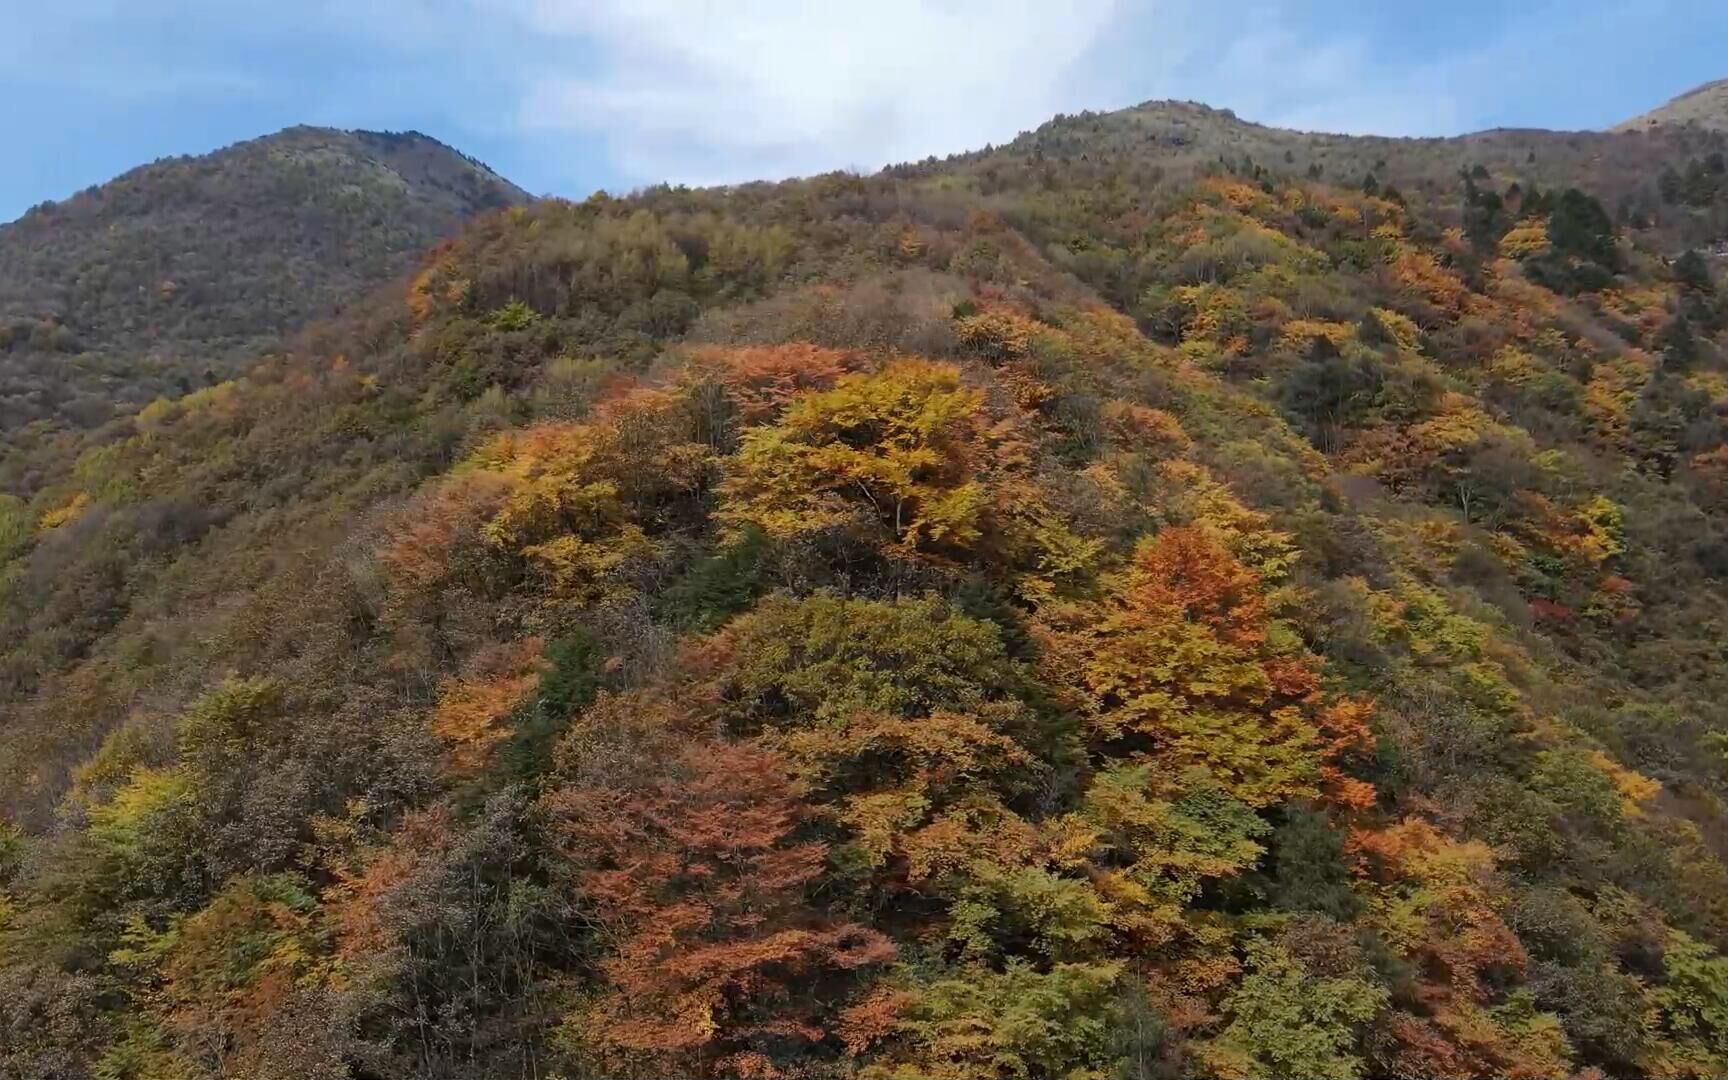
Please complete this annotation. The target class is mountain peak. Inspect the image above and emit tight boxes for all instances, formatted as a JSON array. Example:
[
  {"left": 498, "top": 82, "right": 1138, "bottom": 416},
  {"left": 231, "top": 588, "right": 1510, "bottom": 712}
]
[
  {"left": 0, "top": 125, "right": 529, "bottom": 429},
  {"left": 256, "top": 124, "right": 523, "bottom": 194},
  {"left": 1612, "top": 77, "right": 1728, "bottom": 133}
]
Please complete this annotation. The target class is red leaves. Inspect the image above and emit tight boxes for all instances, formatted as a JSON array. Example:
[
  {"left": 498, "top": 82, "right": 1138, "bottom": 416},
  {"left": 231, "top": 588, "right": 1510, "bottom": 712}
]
[
  {"left": 543, "top": 738, "right": 892, "bottom": 1074},
  {"left": 327, "top": 805, "right": 458, "bottom": 961},
  {"left": 1528, "top": 597, "right": 1576, "bottom": 624},
  {"left": 836, "top": 987, "right": 912, "bottom": 1056},
  {"left": 1317, "top": 696, "right": 1378, "bottom": 812},
  {"left": 379, "top": 470, "right": 511, "bottom": 592},
  {"left": 1100, "top": 401, "right": 1194, "bottom": 457},
  {"left": 684, "top": 344, "right": 856, "bottom": 424},
  {"left": 1127, "top": 527, "right": 1269, "bottom": 647}
]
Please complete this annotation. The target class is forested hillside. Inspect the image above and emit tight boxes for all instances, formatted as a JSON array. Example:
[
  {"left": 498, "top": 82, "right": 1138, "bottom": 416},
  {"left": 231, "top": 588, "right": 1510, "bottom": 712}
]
[
  {"left": 0, "top": 126, "right": 527, "bottom": 439},
  {"left": 3, "top": 102, "right": 1728, "bottom": 1079}
]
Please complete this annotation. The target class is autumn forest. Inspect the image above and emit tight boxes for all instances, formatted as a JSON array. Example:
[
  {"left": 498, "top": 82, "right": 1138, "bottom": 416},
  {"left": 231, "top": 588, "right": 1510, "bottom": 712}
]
[{"left": 2, "top": 98, "right": 1728, "bottom": 1080}]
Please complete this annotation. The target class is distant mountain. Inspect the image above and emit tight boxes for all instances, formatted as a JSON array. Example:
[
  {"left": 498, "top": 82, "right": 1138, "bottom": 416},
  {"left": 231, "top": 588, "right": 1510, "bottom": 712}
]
[
  {"left": 0, "top": 126, "right": 528, "bottom": 433},
  {"left": 1613, "top": 78, "right": 1728, "bottom": 133}
]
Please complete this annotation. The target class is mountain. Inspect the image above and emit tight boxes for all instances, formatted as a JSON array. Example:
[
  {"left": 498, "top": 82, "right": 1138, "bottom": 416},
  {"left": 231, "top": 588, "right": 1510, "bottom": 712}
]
[
  {"left": 1614, "top": 78, "right": 1728, "bottom": 133},
  {"left": 4, "top": 93, "right": 1728, "bottom": 1080},
  {"left": 0, "top": 126, "right": 528, "bottom": 436}
]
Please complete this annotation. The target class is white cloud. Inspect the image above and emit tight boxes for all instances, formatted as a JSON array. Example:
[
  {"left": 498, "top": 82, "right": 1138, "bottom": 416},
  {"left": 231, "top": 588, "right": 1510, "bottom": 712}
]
[
  {"left": 490, "top": 1, "right": 1489, "bottom": 190},
  {"left": 1083, "top": 2, "right": 1466, "bottom": 138},
  {"left": 509, "top": 0, "right": 1121, "bottom": 185},
  {"left": 14, "top": 0, "right": 1633, "bottom": 212}
]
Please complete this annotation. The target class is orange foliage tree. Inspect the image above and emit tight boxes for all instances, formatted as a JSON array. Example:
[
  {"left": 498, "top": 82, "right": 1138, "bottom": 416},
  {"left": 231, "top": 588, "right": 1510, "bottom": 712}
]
[
  {"left": 542, "top": 731, "right": 894, "bottom": 1078},
  {"left": 1351, "top": 818, "right": 1573, "bottom": 1079},
  {"left": 681, "top": 344, "right": 857, "bottom": 426},
  {"left": 428, "top": 638, "right": 545, "bottom": 773},
  {"left": 1038, "top": 526, "right": 1372, "bottom": 809}
]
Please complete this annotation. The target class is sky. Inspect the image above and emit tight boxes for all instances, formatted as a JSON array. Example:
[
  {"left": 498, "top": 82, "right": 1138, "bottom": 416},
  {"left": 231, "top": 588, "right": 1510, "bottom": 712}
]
[{"left": 4, "top": 0, "right": 1727, "bottom": 223}]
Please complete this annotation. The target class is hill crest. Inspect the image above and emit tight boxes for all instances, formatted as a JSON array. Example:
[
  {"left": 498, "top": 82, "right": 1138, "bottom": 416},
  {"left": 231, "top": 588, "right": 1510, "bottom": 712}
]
[{"left": 1612, "top": 78, "right": 1728, "bottom": 133}]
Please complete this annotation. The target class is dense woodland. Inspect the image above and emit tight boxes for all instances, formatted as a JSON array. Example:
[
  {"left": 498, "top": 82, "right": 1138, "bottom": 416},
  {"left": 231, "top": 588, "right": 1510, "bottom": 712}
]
[{"left": 3, "top": 101, "right": 1728, "bottom": 1078}]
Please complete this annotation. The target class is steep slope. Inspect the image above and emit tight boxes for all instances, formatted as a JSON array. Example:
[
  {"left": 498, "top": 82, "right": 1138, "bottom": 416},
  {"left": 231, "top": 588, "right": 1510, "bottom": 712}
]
[
  {"left": 3, "top": 100, "right": 1728, "bottom": 1080},
  {"left": 1615, "top": 78, "right": 1728, "bottom": 133},
  {"left": 0, "top": 126, "right": 528, "bottom": 434}
]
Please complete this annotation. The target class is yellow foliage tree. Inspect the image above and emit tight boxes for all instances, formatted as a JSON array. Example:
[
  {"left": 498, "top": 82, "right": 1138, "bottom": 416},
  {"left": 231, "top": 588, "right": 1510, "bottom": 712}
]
[
  {"left": 429, "top": 638, "right": 545, "bottom": 772},
  {"left": 718, "top": 360, "right": 994, "bottom": 554}
]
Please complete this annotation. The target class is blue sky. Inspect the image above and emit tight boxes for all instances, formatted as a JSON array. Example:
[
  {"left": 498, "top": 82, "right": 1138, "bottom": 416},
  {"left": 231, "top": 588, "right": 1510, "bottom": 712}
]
[{"left": 4, "top": 0, "right": 1726, "bottom": 223}]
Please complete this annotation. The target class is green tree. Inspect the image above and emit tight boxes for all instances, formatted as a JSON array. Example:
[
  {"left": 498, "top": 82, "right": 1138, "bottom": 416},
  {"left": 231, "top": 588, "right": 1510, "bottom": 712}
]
[
  {"left": 1203, "top": 939, "right": 1386, "bottom": 1080},
  {"left": 1675, "top": 249, "right": 1714, "bottom": 294},
  {"left": 863, "top": 960, "right": 1124, "bottom": 1080}
]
